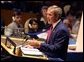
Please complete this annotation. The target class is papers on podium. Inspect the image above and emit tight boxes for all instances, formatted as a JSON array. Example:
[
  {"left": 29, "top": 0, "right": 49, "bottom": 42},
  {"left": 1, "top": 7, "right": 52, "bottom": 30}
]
[
  {"left": 21, "top": 46, "right": 44, "bottom": 56},
  {"left": 37, "top": 32, "right": 47, "bottom": 40}
]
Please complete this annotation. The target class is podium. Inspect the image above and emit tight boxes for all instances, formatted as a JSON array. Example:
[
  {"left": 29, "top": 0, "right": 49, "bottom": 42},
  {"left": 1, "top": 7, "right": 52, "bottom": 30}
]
[{"left": 1, "top": 35, "right": 48, "bottom": 61}]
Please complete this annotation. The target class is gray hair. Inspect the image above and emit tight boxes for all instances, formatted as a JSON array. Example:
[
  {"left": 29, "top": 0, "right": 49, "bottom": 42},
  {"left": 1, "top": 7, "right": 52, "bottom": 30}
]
[{"left": 48, "top": 5, "right": 62, "bottom": 16}]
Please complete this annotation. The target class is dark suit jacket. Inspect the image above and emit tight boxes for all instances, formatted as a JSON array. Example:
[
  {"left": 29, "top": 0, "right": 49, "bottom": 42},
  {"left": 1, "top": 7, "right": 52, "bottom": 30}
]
[{"left": 39, "top": 20, "right": 69, "bottom": 60}]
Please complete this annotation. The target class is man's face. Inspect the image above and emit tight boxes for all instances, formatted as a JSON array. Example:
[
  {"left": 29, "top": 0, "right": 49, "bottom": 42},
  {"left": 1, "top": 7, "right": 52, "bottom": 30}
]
[
  {"left": 42, "top": 9, "right": 47, "bottom": 17},
  {"left": 46, "top": 9, "right": 55, "bottom": 24},
  {"left": 14, "top": 15, "right": 22, "bottom": 24}
]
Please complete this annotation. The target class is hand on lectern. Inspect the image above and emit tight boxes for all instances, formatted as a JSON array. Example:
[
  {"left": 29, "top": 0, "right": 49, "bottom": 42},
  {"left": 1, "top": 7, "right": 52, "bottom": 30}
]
[
  {"left": 27, "top": 39, "right": 42, "bottom": 48},
  {"left": 23, "top": 45, "right": 34, "bottom": 49}
]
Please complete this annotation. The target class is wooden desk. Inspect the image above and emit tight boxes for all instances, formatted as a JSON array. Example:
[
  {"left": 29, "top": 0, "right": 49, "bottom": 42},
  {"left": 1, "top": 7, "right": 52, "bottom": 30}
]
[{"left": 1, "top": 35, "right": 48, "bottom": 60}]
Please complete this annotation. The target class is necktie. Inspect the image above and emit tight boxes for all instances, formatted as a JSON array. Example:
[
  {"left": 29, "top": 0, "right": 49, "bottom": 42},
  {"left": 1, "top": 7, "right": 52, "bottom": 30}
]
[{"left": 46, "top": 26, "right": 53, "bottom": 43}]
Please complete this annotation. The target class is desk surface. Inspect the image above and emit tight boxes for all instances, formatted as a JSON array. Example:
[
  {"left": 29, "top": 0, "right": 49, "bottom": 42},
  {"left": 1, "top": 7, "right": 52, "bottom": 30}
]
[{"left": 1, "top": 35, "right": 48, "bottom": 60}]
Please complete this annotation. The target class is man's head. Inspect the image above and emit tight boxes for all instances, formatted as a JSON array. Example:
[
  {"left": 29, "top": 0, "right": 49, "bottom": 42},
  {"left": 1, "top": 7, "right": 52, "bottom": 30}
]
[
  {"left": 12, "top": 10, "right": 22, "bottom": 24},
  {"left": 41, "top": 6, "right": 48, "bottom": 17},
  {"left": 47, "top": 5, "right": 62, "bottom": 24}
]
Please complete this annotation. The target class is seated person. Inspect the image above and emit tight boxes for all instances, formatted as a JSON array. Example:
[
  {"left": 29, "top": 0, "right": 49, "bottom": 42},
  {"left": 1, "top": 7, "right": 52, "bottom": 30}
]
[
  {"left": 63, "top": 14, "right": 77, "bottom": 45},
  {"left": 63, "top": 14, "right": 76, "bottom": 36},
  {"left": 63, "top": 16, "right": 72, "bottom": 34},
  {"left": 24, "top": 18, "right": 40, "bottom": 39},
  {"left": 24, "top": 18, "right": 40, "bottom": 33},
  {"left": 40, "top": 6, "right": 49, "bottom": 29},
  {"left": 37, "top": 6, "right": 51, "bottom": 31},
  {"left": 4, "top": 10, "right": 23, "bottom": 37}
]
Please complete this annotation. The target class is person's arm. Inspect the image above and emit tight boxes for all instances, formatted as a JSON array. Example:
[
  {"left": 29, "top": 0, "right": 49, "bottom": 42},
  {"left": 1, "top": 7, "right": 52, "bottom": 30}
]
[{"left": 39, "top": 30, "right": 69, "bottom": 52}]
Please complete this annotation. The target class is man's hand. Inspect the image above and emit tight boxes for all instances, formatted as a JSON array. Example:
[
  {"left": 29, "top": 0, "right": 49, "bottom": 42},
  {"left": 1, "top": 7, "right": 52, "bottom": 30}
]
[
  {"left": 23, "top": 45, "right": 34, "bottom": 49},
  {"left": 27, "top": 39, "right": 42, "bottom": 48}
]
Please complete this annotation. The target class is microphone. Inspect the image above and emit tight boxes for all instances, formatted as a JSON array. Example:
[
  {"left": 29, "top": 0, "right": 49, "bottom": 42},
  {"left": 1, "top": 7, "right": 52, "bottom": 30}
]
[{"left": 20, "top": 35, "right": 30, "bottom": 47}]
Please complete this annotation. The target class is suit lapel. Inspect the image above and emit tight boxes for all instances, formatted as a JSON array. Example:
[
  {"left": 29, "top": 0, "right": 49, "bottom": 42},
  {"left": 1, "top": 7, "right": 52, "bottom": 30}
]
[{"left": 48, "top": 21, "right": 62, "bottom": 44}]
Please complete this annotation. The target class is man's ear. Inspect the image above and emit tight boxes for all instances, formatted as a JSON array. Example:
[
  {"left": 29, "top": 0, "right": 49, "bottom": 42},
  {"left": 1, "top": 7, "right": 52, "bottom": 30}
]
[
  {"left": 29, "top": 24, "right": 32, "bottom": 28},
  {"left": 12, "top": 16, "right": 15, "bottom": 21},
  {"left": 54, "top": 13, "right": 60, "bottom": 20}
]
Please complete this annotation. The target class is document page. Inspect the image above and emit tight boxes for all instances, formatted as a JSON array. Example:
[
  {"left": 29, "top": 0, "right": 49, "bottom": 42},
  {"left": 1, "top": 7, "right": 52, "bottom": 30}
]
[
  {"left": 37, "top": 32, "right": 47, "bottom": 40},
  {"left": 21, "top": 46, "right": 43, "bottom": 56}
]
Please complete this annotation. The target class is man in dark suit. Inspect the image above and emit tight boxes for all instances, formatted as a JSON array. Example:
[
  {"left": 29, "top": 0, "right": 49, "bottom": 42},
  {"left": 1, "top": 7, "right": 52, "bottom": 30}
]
[{"left": 27, "top": 5, "right": 69, "bottom": 61}]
